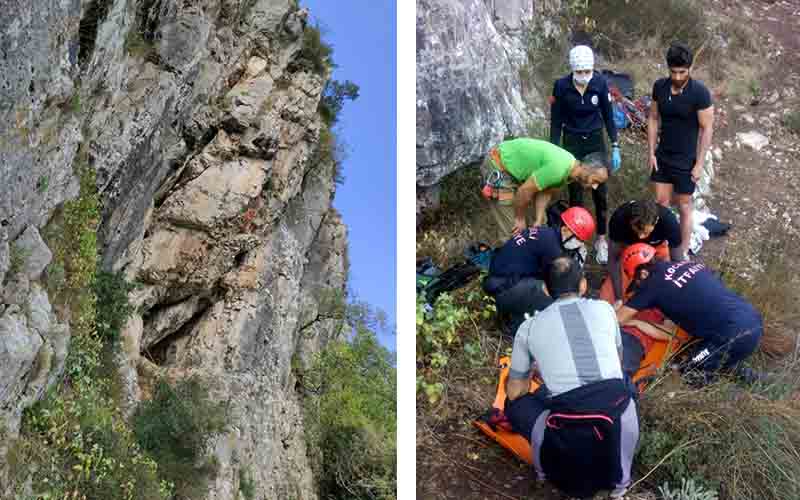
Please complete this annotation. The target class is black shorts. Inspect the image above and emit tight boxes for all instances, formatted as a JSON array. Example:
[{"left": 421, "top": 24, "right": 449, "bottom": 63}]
[
  {"left": 650, "top": 166, "right": 695, "bottom": 195},
  {"left": 504, "top": 386, "right": 549, "bottom": 442}
]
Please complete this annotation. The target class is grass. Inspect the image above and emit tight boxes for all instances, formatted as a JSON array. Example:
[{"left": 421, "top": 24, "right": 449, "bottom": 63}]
[
  {"left": 6, "top": 245, "right": 32, "bottom": 283},
  {"left": 635, "top": 376, "right": 800, "bottom": 500}
]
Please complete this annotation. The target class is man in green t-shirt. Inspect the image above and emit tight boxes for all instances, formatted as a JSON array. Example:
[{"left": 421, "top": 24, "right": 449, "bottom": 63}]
[{"left": 480, "top": 138, "right": 608, "bottom": 241}]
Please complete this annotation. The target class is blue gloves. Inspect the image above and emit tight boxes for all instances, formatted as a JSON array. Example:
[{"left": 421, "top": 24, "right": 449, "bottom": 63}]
[{"left": 611, "top": 146, "right": 621, "bottom": 173}]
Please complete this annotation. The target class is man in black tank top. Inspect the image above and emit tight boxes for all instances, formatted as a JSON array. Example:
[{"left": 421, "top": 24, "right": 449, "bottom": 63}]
[{"left": 647, "top": 42, "right": 714, "bottom": 259}]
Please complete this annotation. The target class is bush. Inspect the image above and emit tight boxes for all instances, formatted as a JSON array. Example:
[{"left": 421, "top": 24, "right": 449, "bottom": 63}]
[
  {"left": 302, "top": 324, "right": 396, "bottom": 500},
  {"left": 95, "top": 270, "right": 137, "bottom": 342},
  {"left": 132, "top": 376, "right": 228, "bottom": 499},
  {"left": 298, "top": 23, "right": 334, "bottom": 75},
  {"left": 416, "top": 291, "right": 494, "bottom": 404},
  {"left": 15, "top": 382, "right": 172, "bottom": 500}
]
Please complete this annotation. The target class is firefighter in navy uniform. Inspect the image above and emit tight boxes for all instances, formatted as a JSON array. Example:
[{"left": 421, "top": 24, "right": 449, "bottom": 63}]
[
  {"left": 483, "top": 207, "right": 596, "bottom": 335},
  {"left": 550, "top": 45, "right": 621, "bottom": 265}
]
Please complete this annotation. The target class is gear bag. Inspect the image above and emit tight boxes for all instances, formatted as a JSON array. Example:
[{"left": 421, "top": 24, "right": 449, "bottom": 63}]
[{"left": 540, "top": 379, "right": 635, "bottom": 499}]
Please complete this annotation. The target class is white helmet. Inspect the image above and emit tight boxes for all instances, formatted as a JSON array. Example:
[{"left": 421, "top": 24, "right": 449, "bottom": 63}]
[{"left": 569, "top": 45, "right": 594, "bottom": 72}]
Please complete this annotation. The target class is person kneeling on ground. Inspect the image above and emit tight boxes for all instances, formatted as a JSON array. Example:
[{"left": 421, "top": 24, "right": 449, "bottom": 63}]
[
  {"left": 503, "top": 256, "right": 638, "bottom": 499},
  {"left": 602, "top": 199, "right": 683, "bottom": 306},
  {"left": 483, "top": 207, "right": 596, "bottom": 335},
  {"left": 480, "top": 137, "right": 608, "bottom": 242},
  {"left": 616, "top": 244, "right": 764, "bottom": 386}
]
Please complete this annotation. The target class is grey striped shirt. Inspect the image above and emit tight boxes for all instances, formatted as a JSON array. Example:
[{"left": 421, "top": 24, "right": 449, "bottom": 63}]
[{"left": 510, "top": 297, "right": 622, "bottom": 396}]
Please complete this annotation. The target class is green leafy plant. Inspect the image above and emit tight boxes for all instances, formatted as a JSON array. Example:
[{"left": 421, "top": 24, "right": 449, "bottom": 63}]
[
  {"left": 659, "top": 478, "right": 719, "bottom": 500},
  {"left": 37, "top": 174, "right": 50, "bottom": 193},
  {"left": 239, "top": 466, "right": 256, "bottom": 500},
  {"left": 94, "top": 270, "right": 137, "bottom": 342},
  {"left": 133, "top": 376, "right": 228, "bottom": 499}
]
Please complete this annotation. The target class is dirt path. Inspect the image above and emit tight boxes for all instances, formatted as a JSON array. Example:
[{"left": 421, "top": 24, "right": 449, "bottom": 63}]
[{"left": 417, "top": 2, "right": 800, "bottom": 498}]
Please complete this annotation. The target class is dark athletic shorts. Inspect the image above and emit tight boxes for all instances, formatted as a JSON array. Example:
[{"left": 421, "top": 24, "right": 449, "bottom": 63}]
[{"left": 650, "top": 157, "right": 696, "bottom": 195}]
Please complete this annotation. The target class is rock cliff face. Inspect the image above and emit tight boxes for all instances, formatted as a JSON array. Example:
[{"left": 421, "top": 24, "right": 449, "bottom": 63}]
[
  {"left": 0, "top": 1, "right": 347, "bottom": 498},
  {"left": 416, "top": 0, "right": 561, "bottom": 213}
]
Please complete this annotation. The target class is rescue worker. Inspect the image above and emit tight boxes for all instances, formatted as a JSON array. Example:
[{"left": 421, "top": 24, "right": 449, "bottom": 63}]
[
  {"left": 602, "top": 199, "right": 682, "bottom": 306},
  {"left": 616, "top": 244, "right": 763, "bottom": 385},
  {"left": 504, "top": 257, "right": 637, "bottom": 499},
  {"left": 483, "top": 207, "right": 596, "bottom": 334},
  {"left": 550, "top": 45, "right": 620, "bottom": 265},
  {"left": 480, "top": 138, "right": 608, "bottom": 243},
  {"left": 648, "top": 42, "right": 714, "bottom": 260}
]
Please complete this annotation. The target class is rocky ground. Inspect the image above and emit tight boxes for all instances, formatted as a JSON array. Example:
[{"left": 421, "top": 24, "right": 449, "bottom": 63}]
[{"left": 417, "top": 0, "right": 800, "bottom": 498}]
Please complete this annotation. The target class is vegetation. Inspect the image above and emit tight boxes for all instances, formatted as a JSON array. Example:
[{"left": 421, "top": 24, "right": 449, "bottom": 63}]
[
  {"left": 634, "top": 378, "right": 800, "bottom": 500},
  {"left": 300, "top": 303, "right": 396, "bottom": 500},
  {"left": 5, "top": 245, "right": 31, "bottom": 283},
  {"left": 239, "top": 466, "right": 256, "bottom": 500},
  {"left": 659, "top": 478, "right": 719, "bottom": 500},
  {"left": 8, "top": 151, "right": 226, "bottom": 499},
  {"left": 319, "top": 79, "right": 360, "bottom": 127},
  {"left": 782, "top": 109, "right": 800, "bottom": 135},
  {"left": 133, "top": 377, "right": 228, "bottom": 499},
  {"left": 298, "top": 23, "right": 334, "bottom": 75},
  {"left": 94, "top": 271, "right": 138, "bottom": 342},
  {"left": 415, "top": 0, "right": 799, "bottom": 498},
  {"left": 9, "top": 155, "right": 173, "bottom": 499}
]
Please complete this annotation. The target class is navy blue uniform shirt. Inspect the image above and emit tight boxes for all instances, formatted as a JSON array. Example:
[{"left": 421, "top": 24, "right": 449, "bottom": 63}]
[
  {"left": 626, "top": 261, "right": 761, "bottom": 341},
  {"left": 489, "top": 226, "right": 562, "bottom": 282},
  {"left": 550, "top": 73, "right": 618, "bottom": 145},
  {"left": 652, "top": 77, "right": 712, "bottom": 169},
  {"left": 609, "top": 202, "right": 682, "bottom": 247}
]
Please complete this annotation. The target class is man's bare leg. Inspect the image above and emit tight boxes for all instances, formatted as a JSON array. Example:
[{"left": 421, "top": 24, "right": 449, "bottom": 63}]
[
  {"left": 652, "top": 182, "right": 673, "bottom": 208},
  {"left": 675, "top": 193, "right": 693, "bottom": 258}
]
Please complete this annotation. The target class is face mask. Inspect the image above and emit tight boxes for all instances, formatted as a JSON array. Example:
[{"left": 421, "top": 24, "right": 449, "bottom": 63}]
[
  {"left": 562, "top": 236, "right": 583, "bottom": 250},
  {"left": 573, "top": 71, "right": 593, "bottom": 85}
]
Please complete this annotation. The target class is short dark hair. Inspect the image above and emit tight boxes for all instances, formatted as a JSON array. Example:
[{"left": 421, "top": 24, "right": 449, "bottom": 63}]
[
  {"left": 545, "top": 256, "right": 583, "bottom": 298},
  {"left": 631, "top": 199, "right": 660, "bottom": 228},
  {"left": 666, "top": 42, "right": 693, "bottom": 68}
]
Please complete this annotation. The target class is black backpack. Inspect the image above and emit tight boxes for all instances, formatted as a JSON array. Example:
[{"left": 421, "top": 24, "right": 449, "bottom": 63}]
[{"left": 540, "top": 380, "right": 634, "bottom": 498}]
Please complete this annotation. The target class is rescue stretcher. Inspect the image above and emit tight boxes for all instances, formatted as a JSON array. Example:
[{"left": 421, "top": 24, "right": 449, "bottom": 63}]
[{"left": 473, "top": 314, "right": 692, "bottom": 464}]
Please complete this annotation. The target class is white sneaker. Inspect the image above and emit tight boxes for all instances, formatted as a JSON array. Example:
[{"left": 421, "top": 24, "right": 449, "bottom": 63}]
[{"left": 594, "top": 238, "right": 608, "bottom": 265}]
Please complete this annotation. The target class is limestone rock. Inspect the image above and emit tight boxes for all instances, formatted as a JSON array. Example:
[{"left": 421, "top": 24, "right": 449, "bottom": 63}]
[
  {"left": 0, "top": 234, "right": 9, "bottom": 286},
  {"left": 737, "top": 131, "right": 770, "bottom": 151},
  {"left": 0, "top": 1, "right": 349, "bottom": 498},
  {"left": 141, "top": 295, "right": 208, "bottom": 350},
  {"left": 13, "top": 226, "right": 52, "bottom": 281},
  {"left": 0, "top": 307, "right": 43, "bottom": 435},
  {"left": 160, "top": 158, "right": 269, "bottom": 232},
  {"left": 416, "top": 0, "right": 552, "bottom": 188},
  {"left": 0, "top": 0, "right": 82, "bottom": 241}
]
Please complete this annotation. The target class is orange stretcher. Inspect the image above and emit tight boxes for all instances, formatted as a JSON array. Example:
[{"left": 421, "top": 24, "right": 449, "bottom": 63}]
[{"left": 473, "top": 326, "right": 691, "bottom": 465}]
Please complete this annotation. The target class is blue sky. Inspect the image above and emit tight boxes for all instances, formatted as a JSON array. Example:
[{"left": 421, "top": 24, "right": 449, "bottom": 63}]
[{"left": 301, "top": 1, "right": 397, "bottom": 348}]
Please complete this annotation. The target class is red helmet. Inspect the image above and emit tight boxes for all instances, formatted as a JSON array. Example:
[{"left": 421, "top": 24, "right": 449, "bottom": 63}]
[
  {"left": 560, "top": 206, "right": 596, "bottom": 242},
  {"left": 621, "top": 243, "right": 657, "bottom": 277}
]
